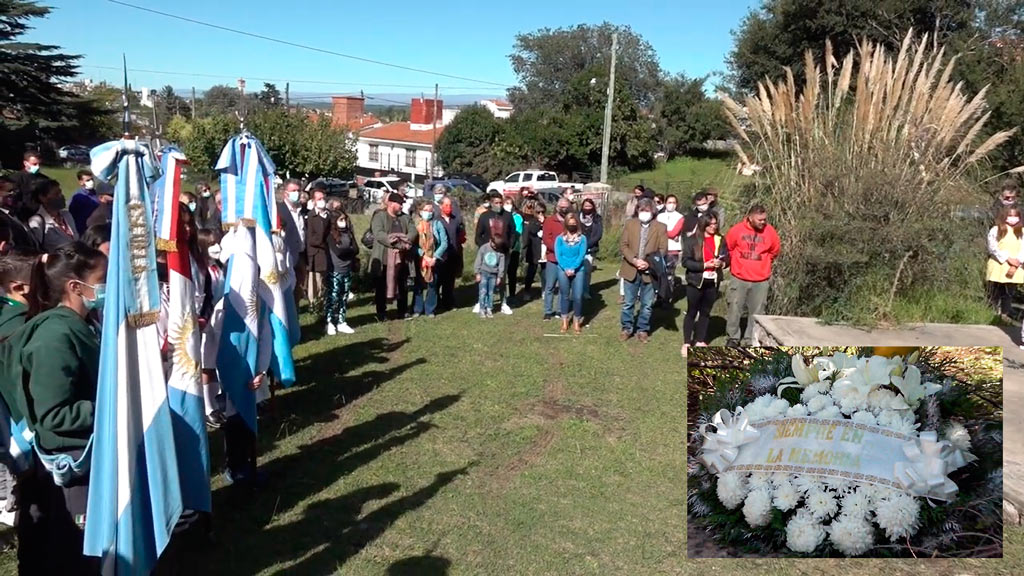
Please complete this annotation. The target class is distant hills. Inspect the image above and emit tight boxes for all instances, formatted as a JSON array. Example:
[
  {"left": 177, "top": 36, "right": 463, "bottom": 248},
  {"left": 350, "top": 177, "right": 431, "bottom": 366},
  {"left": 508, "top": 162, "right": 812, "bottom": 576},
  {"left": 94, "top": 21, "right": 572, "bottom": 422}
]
[{"left": 174, "top": 88, "right": 503, "bottom": 109}]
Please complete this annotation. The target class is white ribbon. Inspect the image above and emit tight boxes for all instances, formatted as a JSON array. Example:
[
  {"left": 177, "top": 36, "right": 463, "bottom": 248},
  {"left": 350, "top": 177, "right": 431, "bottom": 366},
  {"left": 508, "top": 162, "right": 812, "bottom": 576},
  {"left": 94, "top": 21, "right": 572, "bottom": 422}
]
[
  {"left": 894, "top": 431, "right": 958, "bottom": 501},
  {"left": 699, "top": 408, "right": 761, "bottom": 474}
]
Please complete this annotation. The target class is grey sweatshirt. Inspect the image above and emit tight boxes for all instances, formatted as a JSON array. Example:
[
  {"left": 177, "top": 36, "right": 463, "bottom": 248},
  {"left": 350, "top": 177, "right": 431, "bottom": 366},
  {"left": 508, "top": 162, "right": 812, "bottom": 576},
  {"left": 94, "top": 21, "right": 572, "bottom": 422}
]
[{"left": 474, "top": 243, "right": 506, "bottom": 278}]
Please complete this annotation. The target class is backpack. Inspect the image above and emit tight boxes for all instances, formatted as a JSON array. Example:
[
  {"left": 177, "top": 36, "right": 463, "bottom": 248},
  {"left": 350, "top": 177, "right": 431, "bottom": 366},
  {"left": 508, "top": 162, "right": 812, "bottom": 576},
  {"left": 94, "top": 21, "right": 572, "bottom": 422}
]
[{"left": 362, "top": 209, "right": 380, "bottom": 250}]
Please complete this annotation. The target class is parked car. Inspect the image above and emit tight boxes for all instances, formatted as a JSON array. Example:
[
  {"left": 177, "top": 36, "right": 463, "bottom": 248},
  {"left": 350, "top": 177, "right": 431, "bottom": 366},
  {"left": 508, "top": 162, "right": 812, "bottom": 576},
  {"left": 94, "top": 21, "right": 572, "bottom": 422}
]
[
  {"left": 58, "top": 145, "right": 90, "bottom": 165},
  {"left": 442, "top": 172, "right": 489, "bottom": 192},
  {"left": 361, "top": 177, "right": 423, "bottom": 204},
  {"left": 531, "top": 187, "right": 568, "bottom": 207},
  {"left": 307, "top": 178, "right": 359, "bottom": 198},
  {"left": 487, "top": 170, "right": 560, "bottom": 196},
  {"left": 422, "top": 179, "right": 483, "bottom": 201}
]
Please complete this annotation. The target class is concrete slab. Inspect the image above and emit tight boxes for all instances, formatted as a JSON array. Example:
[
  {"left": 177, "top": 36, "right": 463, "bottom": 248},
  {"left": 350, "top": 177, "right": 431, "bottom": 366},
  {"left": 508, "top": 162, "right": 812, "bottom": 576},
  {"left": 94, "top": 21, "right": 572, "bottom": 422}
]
[{"left": 752, "top": 315, "right": 1023, "bottom": 521}]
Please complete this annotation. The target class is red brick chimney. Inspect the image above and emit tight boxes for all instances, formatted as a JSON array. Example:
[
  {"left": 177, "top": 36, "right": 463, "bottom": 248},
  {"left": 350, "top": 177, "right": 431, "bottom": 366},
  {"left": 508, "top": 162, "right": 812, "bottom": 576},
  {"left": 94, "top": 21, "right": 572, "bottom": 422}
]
[
  {"left": 410, "top": 98, "right": 443, "bottom": 125},
  {"left": 331, "top": 96, "right": 366, "bottom": 129}
]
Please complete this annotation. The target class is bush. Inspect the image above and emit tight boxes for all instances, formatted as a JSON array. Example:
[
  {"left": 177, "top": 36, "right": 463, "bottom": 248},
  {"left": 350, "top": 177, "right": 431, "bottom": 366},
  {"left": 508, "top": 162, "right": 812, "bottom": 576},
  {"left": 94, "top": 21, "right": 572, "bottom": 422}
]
[{"left": 722, "top": 31, "right": 1020, "bottom": 325}]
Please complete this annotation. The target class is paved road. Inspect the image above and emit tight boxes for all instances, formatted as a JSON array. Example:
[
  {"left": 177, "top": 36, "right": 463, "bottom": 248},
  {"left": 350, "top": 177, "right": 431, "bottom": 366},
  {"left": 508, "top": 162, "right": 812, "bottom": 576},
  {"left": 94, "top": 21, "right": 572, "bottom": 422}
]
[{"left": 753, "top": 315, "right": 1023, "bottom": 515}]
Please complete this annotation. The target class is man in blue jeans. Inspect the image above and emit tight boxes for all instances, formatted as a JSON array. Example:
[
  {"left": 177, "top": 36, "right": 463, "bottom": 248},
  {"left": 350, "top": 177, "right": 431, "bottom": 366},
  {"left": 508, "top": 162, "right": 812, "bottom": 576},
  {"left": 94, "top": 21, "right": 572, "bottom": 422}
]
[{"left": 618, "top": 198, "right": 668, "bottom": 343}]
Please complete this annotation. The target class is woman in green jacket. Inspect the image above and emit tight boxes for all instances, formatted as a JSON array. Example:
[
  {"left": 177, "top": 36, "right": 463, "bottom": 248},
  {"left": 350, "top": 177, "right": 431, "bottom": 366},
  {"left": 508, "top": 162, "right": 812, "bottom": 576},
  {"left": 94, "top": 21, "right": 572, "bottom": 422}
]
[{"left": 0, "top": 241, "right": 106, "bottom": 574}]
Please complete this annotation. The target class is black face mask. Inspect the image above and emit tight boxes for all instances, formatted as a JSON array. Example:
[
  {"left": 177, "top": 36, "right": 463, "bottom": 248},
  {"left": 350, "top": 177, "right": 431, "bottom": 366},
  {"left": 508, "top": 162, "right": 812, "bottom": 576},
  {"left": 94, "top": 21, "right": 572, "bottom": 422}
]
[
  {"left": 582, "top": 208, "right": 594, "bottom": 216},
  {"left": 566, "top": 224, "right": 579, "bottom": 233},
  {"left": 46, "top": 195, "right": 66, "bottom": 211},
  {"left": 557, "top": 208, "right": 569, "bottom": 217}
]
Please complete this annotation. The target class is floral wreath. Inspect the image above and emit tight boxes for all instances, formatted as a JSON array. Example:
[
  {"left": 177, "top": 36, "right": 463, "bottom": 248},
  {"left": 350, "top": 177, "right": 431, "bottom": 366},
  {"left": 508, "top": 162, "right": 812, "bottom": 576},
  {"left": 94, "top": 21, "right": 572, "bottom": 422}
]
[{"left": 687, "top": 347, "right": 1003, "bottom": 557}]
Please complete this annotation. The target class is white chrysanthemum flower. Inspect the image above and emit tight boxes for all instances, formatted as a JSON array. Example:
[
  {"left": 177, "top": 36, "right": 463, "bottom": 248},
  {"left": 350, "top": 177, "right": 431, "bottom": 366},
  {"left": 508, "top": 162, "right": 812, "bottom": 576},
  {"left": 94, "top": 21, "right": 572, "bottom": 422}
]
[
  {"left": 773, "top": 480, "right": 801, "bottom": 511},
  {"left": 829, "top": 513, "right": 875, "bottom": 556},
  {"left": 805, "top": 489, "right": 839, "bottom": 520},
  {"left": 748, "top": 472, "right": 773, "bottom": 492},
  {"left": 944, "top": 422, "right": 972, "bottom": 452},
  {"left": 807, "top": 394, "right": 833, "bottom": 414},
  {"left": 792, "top": 474, "right": 820, "bottom": 495},
  {"left": 717, "top": 471, "right": 749, "bottom": 509},
  {"left": 743, "top": 394, "right": 777, "bottom": 423},
  {"left": 890, "top": 413, "right": 919, "bottom": 435},
  {"left": 785, "top": 510, "right": 826, "bottom": 553},
  {"left": 868, "top": 388, "right": 899, "bottom": 413},
  {"left": 851, "top": 411, "right": 877, "bottom": 426},
  {"left": 786, "top": 403, "right": 809, "bottom": 417},
  {"left": 875, "top": 490, "right": 922, "bottom": 541},
  {"left": 876, "top": 409, "right": 902, "bottom": 430},
  {"left": 771, "top": 472, "right": 792, "bottom": 486},
  {"left": 840, "top": 487, "right": 873, "bottom": 519},
  {"left": 801, "top": 383, "right": 829, "bottom": 404},
  {"left": 839, "top": 394, "right": 867, "bottom": 415},
  {"left": 768, "top": 398, "right": 791, "bottom": 418},
  {"left": 823, "top": 476, "right": 853, "bottom": 494},
  {"left": 814, "top": 405, "right": 842, "bottom": 419},
  {"left": 743, "top": 488, "right": 774, "bottom": 527}
]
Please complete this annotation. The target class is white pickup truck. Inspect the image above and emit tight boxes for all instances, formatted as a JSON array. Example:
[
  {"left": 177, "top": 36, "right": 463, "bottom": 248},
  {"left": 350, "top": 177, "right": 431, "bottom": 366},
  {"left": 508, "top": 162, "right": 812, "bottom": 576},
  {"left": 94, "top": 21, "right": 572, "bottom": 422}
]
[{"left": 487, "top": 170, "right": 563, "bottom": 196}]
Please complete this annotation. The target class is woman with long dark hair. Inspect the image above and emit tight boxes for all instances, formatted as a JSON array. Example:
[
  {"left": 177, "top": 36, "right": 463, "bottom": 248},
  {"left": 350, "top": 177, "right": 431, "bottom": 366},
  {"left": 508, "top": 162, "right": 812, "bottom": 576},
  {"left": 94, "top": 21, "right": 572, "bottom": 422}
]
[
  {"left": 325, "top": 208, "right": 360, "bottom": 334},
  {"left": 987, "top": 205, "right": 1024, "bottom": 324},
  {"left": 680, "top": 214, "right": 729, "bottom": 357},
  {"left": 0, "top": 241, "right": 107, "bottom": 574}
]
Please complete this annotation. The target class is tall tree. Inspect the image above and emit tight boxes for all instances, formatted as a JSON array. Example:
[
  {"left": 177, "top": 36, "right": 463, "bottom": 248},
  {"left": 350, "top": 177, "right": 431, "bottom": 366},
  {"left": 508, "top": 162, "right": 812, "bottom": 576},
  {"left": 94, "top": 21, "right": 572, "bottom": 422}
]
[
  {"left": 256, "top": 82, "right": 282, "bottom": 108},
  {"left": 507, "top": 22, "right": 663, "bottom": 113},
  {"left": 436, "top": 105, "right": 503, "bottom": 176},
  {"left": 156, "top": 84, "right": 190, "bottom": 120},
  {"left": 654, "top": 74, "right": 729, "bottom": 157},
  {"left": 726, "top": 0, "right": 977, "bottom": 95},
  {"left": 200, "top": 84, "right": 243, "bottom": 117}
]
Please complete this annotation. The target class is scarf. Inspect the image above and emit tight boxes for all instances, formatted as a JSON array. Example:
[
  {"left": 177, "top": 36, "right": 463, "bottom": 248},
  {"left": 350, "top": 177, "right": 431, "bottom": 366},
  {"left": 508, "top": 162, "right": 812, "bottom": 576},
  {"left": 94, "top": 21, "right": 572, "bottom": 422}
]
[
  {"left": 417, "top": 220, "right": 436, "bottom": 284},
  {"left": 386, "top": 247, "right": 401, "bottom": 300}
]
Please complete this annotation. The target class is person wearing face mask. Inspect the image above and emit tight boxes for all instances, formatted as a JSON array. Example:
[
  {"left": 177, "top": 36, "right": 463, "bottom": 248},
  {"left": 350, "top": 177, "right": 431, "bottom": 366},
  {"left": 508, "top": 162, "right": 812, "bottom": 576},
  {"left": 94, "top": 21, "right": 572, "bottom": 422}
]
[
  {"left": 370, "top": 193, "right": 418, "bottom": 321},
  {"left": 654, "top": 194, "right": 665, "bottom": 214},
  {"left": 325, "top": 210, "right": 359, "bottom": 334},
  {"left": 473, "top": 192, "right": 514, "bottom": 315},
  {"left": 579, "top": 198, "right": 603, "bottom": 300},
  {"left": 11, "top": 151, "right": 49, "bottom": 221},
  {"left": 542, "top": 198, "right": 573, "bottom": 320},
  {"left": 68, "top": 170, "right": 101, "bottom": 234},
  {"left": 658, "top": 194, "right": 685, "bottom": 305},
  {"left": 305, "top": 188, "right": 330, "bottom": 311},
  {"left": 411, "top": 202, "right": 449, "bottom": 319},
  {"left": 194, "top": 183, "right": 222, "bottom": 232},
  {"left": 196, "top": 228, "right": 228, "bottom": 427},
  {"left": 521, "top": 200, "right": 546, "bottom": 300},
  {"left": 0, "top": 242, "right": 107, "bottom": 574},
  {"left": 619, "top": 198, "right": 668, "bottom": 343},
  {"left": 681, "top": 191, "right": 710, "bottom": 240},
  {"left": 704, "top": 187, "right": 725, "bottom": 229},
  {"left": 28, "top": 179, "right": 78, "bottom": 252},
  {"left": 435, "top": 195, "right": 465, "bottom": 312},
  {"left": 503, "top": 195, "right": 524, "bottom": 306},
  {"left": 278, "top": 180, "right": 307, "bottom": 307},
  {"left": 986, "top": 205, "right": 1024, "bottom": 324},
  {"left": 0, "top": 176, "right": 38, "bottom": 250},
  {"left": 724, "top": 204, "right": 780, "bottom": 346},
  {"left": 555, "top": 212, "right": 588, "bottom": 334}
]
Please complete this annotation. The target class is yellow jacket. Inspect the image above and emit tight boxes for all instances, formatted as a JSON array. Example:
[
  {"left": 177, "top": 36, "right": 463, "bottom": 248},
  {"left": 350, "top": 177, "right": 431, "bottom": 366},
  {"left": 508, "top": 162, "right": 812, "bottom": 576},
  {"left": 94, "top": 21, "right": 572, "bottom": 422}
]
[{"left": 986, "top": 226, "right": 1024, "bottom": 284}]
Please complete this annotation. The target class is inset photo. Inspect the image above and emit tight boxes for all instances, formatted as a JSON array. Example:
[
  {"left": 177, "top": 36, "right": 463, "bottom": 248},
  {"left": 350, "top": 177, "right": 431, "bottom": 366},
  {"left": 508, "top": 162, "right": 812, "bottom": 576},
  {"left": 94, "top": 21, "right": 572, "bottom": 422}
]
[{"left": 686, "top": 346, "right": 1004, "bottom": 558}]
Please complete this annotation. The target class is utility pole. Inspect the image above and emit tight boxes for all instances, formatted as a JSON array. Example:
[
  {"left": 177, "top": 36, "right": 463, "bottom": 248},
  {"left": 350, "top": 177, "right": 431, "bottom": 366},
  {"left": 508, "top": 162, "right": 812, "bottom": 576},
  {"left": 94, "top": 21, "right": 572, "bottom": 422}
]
[
  {"left": 430, "top": 83, "right": 439, "bottom": 178},
  {"left": 285, "top": 82, "right": 290, "bottom": 108},
  {"left": 600, "top": 31, "right": 618, "bottom": 184},
  {"left": 152, "top": 91, "right": 159, "bottom": 135},
  {"left": 191, "top": 86, "right": 196, "bottom": 120}
]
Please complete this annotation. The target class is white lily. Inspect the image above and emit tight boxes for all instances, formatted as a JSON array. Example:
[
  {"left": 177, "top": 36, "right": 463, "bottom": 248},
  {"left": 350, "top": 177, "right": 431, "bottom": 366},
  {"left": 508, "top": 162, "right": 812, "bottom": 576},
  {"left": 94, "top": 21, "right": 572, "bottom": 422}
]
[
  {"left": 891, "top": 365, "right": 941, "bottom": 408},
  {"left": 833, "top": 355, "right": 893, "bottom": 402},
  {"left": 778, "top": 354, "right": 819, "bottom": 394}
]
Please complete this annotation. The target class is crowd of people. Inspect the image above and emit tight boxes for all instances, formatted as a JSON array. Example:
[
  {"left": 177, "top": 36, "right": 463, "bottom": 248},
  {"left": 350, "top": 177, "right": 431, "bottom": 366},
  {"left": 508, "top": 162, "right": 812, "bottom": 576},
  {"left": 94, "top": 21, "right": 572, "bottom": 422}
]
[{"left": 0, "top": 146, "right": 788, "bottom": 572}]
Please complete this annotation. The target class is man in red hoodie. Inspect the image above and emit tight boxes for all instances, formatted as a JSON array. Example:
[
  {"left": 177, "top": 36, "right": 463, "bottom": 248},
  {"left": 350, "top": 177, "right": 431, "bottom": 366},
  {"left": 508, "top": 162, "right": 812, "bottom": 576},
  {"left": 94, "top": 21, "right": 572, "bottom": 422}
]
[{"left": 724, "top": 204, "right": 780, "bottom": 346}]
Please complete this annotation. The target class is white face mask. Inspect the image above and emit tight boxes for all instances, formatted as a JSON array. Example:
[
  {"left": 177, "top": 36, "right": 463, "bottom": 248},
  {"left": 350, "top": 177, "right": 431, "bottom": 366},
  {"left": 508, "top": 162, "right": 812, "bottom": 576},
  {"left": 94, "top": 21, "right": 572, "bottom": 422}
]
[
  {"left": 26, "top": 164, "right": 39, "bottom": 174},
  {"left": 638, "top": 211, "right": 653, "bottom": 223},
  {"left": 1008, "top": 217, "right": 1020, "bottom": 226},
  {"left": 288, "top": 191, "right": 300, "bottom": 204},
  {"left": 504, "top": 203, "right": 513, "bottom": 212},
  {"left": 665, "top": 204, "right": 677, "bottom": 213},
  {"left": 207, "top": 244, "right": 222, "bottom": 260},
  {"left": 315, "top": 199, "right": 326, "bottom": 210},
  {"left": 337, "top": 219, "right": 347, "bottom": 229},
  {"left": 696, "top": 204, "right": 709, "bottom": 212},
  {"left": 83, "top": 180, "right": 95, "bottom": 190}
]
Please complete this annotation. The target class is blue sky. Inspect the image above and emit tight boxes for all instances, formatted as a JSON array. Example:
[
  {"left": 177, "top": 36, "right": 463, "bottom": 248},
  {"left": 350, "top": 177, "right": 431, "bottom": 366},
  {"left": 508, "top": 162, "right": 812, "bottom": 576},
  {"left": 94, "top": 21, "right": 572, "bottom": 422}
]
[{"left": 28, "top": 0, "right": 759, "bottom": 100}]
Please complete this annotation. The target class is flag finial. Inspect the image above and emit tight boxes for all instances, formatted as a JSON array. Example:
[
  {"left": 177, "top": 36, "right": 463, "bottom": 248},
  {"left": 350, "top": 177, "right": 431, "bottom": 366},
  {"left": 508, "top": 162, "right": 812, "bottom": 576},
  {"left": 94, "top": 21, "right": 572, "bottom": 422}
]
[{"left": 122, "top": 54, "right": 132, "bottom": 137}]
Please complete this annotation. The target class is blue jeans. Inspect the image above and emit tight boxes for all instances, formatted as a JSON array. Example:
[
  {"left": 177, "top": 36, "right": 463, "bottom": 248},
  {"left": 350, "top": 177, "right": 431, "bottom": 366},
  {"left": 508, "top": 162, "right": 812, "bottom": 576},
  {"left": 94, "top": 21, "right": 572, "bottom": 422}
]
[
  {"left": 543, "top": 261, "right": 560, "bottom": 315},
  {"left": 557, "top": 267, "right": 586, "bottom": 319},
  {"left": 413, "top": 267, "right": 438, "bottom": 315},
  {"left": 478, "top": 272, "right": 497, "bottom": 311},
  {"left": 621, "top": 276, "right": 655, "bottom": 334}
]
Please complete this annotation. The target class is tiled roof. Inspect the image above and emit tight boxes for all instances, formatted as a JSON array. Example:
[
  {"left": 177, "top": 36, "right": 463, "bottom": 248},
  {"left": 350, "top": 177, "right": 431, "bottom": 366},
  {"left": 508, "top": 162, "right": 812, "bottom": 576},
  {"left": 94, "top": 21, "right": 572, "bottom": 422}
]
[
  {"left": 360, "top": 122, "right": 444, "bottom": 145},
  {"left": 346, "top": 115, "right": 381, "bottom": 132},
  {"left": 491, "top": 99, "right": 512, "bottom": 109}
]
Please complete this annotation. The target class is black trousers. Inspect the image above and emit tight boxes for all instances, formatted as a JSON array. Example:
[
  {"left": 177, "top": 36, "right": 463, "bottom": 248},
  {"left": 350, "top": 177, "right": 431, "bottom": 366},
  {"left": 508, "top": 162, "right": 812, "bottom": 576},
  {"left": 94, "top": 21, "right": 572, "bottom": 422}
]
[
  {"left": 506, "top": 250, "right": 520, "bottom": 300},
  {"left": 374, "top": 268, "right": 409, "bottom": 318},
  {"left": 224, "top": 414, "right": 258, "bottom": 481},
  {"left": 18, "top": 450, "right": 99, "bottom": 575},
  {"left": 437, "top": 256, "right": 458, "bottom": 310},
  {"left": 684, "top": 282, "right": 719, "bottom": 344},
  {"left": 989, "top": 281, "right": 1016, "bottom": 316},
  {"left": 524, "top": 257, "right": 540, "bottom": 293}
]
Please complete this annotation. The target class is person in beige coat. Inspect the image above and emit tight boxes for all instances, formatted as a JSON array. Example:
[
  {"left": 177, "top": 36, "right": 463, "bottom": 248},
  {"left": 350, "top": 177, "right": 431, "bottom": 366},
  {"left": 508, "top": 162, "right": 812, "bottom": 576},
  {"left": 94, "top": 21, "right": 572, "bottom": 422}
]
[{"left": 618, "top": 198, "right": 667, "bottom": 343}]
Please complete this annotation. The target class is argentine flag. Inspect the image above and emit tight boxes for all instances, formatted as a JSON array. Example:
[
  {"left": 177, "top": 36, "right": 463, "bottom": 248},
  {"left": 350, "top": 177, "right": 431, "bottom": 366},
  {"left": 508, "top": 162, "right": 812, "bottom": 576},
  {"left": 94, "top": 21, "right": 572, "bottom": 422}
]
[
  {"left": 153, "top": 147, "right": 211, "bottom": 515},
  {"left": 216, "top": 134, "right": 295, "bottom": 433},
  {"left": 84, "top": 139, "right": 184, "bottom": 575}
]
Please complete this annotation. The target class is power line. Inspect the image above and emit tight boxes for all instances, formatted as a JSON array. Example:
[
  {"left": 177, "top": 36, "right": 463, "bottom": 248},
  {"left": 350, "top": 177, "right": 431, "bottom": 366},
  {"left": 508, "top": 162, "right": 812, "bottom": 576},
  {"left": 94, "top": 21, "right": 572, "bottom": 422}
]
[
  {"left": 79, "top": 64, "right": 499, "bottom": 91},
  {"left": 106, "top": 0, "right": 511, "bottom": 88}
]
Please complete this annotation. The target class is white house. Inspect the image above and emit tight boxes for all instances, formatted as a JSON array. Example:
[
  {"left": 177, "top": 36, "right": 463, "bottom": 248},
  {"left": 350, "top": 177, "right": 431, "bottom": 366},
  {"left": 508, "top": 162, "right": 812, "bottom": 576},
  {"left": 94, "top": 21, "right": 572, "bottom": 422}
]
[
  {"left": 480, "top": 98, "right": 513, "bottom": 119},
  {"left": 355, "top": 97, "right": 445, "bottom": 180}
]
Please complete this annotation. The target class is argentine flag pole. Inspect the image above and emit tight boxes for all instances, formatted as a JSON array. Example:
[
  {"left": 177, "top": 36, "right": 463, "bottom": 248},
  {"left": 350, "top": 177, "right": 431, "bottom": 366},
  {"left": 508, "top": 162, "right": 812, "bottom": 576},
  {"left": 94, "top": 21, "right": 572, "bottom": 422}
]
[
  {"left": 84, "top": 137, "right": 184, "bottom": 575},
  {"left": 216, "top": 133, "right": 295, "bottom": 434},
  {"left": 153, "top": 146, "right": 211, "bottom": 515}
]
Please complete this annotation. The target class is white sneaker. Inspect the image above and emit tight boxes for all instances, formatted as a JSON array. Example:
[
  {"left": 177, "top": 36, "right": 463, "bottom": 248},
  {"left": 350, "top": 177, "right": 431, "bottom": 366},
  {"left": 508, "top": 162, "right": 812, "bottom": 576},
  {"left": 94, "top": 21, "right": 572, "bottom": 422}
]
[
  {"left": 347, "top": 292, "right": 354, "bottom": 302},
  {"left": 472, "top": 303, "right": 480, "bottom": 314},
  {"left": 0, "top": 507, "right": 14, "bottom": 527},
  {"left": 501, "top": 303, "right": 513, "bottom": 315},
  {"left": 326, "top": 323, "right": 337, "bottom": 336},
  {"left": 337, "top": 322, "right": 355, "bottom": 334}
]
